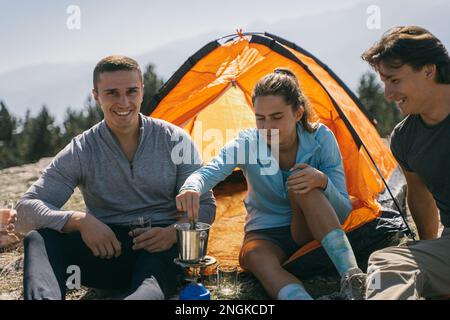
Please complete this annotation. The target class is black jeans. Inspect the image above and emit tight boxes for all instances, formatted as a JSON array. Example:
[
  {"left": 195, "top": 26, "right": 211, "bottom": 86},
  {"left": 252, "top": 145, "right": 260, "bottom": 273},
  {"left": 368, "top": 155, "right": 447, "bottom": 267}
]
[{"left": 23, "top": 225, "right": 183, "bottom": 300}]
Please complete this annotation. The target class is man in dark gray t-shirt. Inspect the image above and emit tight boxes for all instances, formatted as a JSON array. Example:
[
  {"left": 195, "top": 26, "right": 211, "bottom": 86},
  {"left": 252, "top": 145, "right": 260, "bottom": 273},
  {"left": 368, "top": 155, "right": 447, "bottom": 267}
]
[
  {"left": 390, "top": 113, "right": 450, "bottom": 228},
  {"left": 16, "top": 56, "right": 216, "bottom": 300},
  {"left": 362, "top": 26, "right": 450, "bottom": 300}
]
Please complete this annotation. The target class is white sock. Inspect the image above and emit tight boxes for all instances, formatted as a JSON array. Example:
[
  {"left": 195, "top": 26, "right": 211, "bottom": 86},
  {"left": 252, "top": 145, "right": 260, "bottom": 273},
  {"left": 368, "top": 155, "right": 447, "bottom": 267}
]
[
  {"left": 277, "top": 283, "right": 313, "bottom": 300},
  {"left": 124, "top": 277, "right": 164, "bottom": 300}
]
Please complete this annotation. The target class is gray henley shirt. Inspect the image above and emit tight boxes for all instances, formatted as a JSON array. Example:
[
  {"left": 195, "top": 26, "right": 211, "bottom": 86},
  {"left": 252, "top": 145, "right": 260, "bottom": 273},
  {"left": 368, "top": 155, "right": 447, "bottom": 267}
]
[{"left": 15, "top": 113, "right": 216, "bottom": 233}]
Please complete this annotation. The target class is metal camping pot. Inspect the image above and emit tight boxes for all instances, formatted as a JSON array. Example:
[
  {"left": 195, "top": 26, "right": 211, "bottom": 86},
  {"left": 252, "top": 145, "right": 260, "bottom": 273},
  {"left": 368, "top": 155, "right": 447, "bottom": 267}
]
[{"left": 175, "top": 222, "right": 211, "bottom": 263}]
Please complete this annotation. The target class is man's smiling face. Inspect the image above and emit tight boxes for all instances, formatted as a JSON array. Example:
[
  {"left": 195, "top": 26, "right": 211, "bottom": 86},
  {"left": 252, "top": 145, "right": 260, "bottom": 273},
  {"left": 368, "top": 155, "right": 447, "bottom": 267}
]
[
  {"left": 378, "top": 62, "right": 434, "bottom": 116},
  {"left": 93, "top": 70, "right": 143, "bottom": 133}
]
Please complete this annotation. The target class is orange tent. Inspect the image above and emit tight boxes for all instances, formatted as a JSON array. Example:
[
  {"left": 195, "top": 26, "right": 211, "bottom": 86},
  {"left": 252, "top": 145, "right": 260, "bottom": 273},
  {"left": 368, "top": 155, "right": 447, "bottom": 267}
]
[{"left": 142, "top": 32, "right": 409, "bottom": 275}]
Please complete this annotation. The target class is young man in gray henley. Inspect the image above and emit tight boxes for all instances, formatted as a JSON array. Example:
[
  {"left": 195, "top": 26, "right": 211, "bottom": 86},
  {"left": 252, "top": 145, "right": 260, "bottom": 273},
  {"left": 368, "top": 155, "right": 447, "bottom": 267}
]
[{"left": 16, "top": 55, "right": 216, "bottom": 300}]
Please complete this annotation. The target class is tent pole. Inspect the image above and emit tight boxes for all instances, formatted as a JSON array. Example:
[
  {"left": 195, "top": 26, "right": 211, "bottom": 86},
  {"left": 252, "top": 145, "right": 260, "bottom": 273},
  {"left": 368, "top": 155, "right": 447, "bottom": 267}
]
[{"left": 360, "top": 143, "right": 417, "bottom": 240}]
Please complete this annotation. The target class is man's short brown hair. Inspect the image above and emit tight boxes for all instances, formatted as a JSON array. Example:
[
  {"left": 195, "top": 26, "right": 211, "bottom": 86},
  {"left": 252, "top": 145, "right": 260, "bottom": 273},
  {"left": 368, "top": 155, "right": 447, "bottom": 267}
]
[
  {"left": 362, "top": 26, "right": 450, "bottom": 84},
  {"left": 93, "top": 55, "right": 143, "bottom": 90}
]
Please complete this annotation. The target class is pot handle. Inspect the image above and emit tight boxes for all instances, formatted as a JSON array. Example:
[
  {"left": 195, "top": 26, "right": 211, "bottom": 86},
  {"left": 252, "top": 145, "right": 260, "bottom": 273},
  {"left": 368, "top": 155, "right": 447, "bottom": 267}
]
[{"left": 199, "top": 231, "right": 208, "bottom": 257}]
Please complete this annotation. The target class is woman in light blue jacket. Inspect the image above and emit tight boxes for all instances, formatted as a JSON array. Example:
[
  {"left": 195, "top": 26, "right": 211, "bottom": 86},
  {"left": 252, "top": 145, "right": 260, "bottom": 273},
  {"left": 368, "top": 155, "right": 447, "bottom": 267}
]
[{"left": 176, "top": 68, "right": 366, "bottom": 300}]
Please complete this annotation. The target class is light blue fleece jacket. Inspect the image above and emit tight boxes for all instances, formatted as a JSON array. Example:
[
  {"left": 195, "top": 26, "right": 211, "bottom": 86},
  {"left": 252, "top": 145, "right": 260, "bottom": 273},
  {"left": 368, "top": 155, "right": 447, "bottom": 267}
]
[{"left": 180, "top": 123, "right": 352, "bottom": 232}]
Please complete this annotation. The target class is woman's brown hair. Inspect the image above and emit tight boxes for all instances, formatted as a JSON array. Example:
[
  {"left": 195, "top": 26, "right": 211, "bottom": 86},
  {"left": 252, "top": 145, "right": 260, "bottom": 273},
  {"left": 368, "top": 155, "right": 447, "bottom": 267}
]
[{"left": 252, "top": 68, "right": 318, "bottom": 132}]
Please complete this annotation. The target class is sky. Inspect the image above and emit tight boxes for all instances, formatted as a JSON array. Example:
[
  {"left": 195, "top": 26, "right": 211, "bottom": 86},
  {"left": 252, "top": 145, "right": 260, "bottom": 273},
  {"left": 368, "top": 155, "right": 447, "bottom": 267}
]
[
  {"left": 0, "top": 0, "right": 369, "bottom": 75},
  {"left": 1, "top": 0, "right": 449, "bottom": 121}
]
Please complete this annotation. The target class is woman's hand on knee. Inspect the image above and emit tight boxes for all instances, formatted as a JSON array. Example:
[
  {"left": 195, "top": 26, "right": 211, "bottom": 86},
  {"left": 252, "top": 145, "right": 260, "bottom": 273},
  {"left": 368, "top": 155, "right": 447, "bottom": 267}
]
[{"left": 287, "top": 163, "right": 328, "bottom": 194}]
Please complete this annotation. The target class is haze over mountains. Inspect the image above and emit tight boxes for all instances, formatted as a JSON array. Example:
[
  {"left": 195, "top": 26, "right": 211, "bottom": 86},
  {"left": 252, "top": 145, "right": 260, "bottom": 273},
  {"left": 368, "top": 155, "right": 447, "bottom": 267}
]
[{"left": 1, "top": 0, "right": 449, "bottom": 121}]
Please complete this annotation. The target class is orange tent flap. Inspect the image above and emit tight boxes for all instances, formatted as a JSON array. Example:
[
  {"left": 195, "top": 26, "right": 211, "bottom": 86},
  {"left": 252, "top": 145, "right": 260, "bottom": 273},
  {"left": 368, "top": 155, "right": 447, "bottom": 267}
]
[{"left": 186, "top": 84, "right": 256, "bottom": 164}]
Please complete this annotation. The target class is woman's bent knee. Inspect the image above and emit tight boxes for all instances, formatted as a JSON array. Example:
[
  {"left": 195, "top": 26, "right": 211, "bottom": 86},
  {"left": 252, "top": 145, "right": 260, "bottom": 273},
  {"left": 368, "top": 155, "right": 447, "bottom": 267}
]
[
  {"left": 239, "top": 241, "right": 285, "bottom": 271},
  {"left": 240, "top": 245, "right": 262, "bottom": 269}
]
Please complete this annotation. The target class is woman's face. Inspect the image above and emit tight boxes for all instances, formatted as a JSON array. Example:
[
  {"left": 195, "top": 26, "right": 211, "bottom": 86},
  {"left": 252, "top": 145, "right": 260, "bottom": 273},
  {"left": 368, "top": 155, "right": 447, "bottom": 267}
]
[{"left": 254, "top": 95, "right": 303, "bottom": 149}]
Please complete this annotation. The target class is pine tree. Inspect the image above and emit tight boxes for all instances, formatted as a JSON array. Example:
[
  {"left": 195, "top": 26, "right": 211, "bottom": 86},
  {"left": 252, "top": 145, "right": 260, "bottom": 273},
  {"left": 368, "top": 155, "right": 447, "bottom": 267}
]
[
  {"left": 0, "top": 101, "right": 18, "bottom": 168},
  {"left": 60, "top": 96, "right": 104, "bottom": 147},
  {"left": 357, "top": 71, "right": 404, "bottom": 137},
  {"left": 141, "top": 63, "right": 164, "bottom": 112},
  {"left": 83, "top": 96, "right": 103, "bottom": 128},
  {"left": 0, "top": 101, "right": 14, "bottom": 147},
  {"left": 16, "top": 106, "right": 61, "bottom": 162}
]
